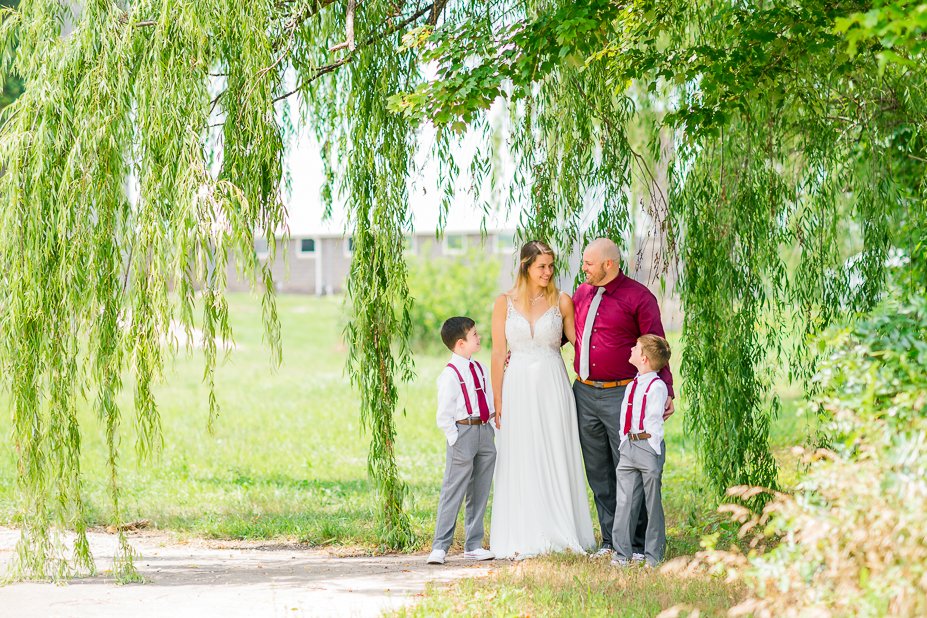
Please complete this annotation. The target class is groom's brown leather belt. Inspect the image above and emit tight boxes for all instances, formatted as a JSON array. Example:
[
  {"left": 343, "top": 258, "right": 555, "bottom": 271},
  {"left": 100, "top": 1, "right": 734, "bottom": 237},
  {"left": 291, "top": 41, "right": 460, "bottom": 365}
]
[
  {"left": 577, "top": 377, "right": 634, "bottom": 389},
  {"left": 456, "top": 417, "right": 489, "bottom": 425}
]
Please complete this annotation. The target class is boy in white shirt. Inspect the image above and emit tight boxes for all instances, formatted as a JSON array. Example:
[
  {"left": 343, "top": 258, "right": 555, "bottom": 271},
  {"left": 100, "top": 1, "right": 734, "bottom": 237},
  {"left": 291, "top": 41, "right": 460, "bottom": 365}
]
[
  {"left": 427, "top": 316, "right": 497, "bottom": 565},
  {"left": 611, "top": 334, "right": 672, "bottom": 567}
]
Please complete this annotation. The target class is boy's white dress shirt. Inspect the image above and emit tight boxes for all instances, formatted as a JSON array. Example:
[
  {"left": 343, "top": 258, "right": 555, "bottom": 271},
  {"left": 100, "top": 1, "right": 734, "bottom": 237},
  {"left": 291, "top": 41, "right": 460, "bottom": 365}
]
[
  {"left": 436, "top": 353, "right": 496, "bottom": 446},
  {"left": 618, "top": 371, "right": 668, "bottom": 455}
]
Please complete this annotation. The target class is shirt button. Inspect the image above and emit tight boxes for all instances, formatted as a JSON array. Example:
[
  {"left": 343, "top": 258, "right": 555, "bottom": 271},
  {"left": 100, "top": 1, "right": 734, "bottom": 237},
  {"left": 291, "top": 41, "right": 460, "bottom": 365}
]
[{"left": 592, "top": 346, "right": 596, "bottom": 349}]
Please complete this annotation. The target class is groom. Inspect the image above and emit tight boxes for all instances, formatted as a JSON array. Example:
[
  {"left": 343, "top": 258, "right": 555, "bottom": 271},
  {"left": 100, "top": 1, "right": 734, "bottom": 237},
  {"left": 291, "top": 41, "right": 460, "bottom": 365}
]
[{"left": 572, "top": 238, "right": 675, "bottom": 558}]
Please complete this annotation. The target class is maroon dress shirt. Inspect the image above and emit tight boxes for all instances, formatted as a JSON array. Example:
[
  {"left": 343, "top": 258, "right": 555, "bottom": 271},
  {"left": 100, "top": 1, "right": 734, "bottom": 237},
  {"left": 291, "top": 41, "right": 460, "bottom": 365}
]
[{"left": 572, "top": 272, "right": 675, "bottom": 398}]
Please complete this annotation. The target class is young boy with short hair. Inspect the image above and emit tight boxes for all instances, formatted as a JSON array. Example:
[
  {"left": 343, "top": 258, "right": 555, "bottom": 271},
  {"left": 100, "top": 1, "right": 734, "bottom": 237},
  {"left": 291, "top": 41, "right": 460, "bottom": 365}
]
[
  {"left": 611, "top": 333, "right": 672, "bottom": 567},
  {"left": 427, "top": 316, "right": 497, "bottom": 565}
]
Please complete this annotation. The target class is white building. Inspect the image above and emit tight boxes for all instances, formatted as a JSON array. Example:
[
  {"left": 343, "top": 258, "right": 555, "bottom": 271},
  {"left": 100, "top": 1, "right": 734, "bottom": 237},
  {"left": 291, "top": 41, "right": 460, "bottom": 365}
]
[{"left": 230, "top": 225, "right": 518, "bottom": 295}]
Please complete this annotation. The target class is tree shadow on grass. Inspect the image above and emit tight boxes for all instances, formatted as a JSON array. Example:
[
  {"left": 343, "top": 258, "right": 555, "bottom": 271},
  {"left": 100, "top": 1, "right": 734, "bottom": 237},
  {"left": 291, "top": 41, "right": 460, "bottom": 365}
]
[
  {"left": 140, "top": 474, "right": 444, "bottom": 548},
  {"left": 193, "top": 474, "right": 439, "bottom": 497}
]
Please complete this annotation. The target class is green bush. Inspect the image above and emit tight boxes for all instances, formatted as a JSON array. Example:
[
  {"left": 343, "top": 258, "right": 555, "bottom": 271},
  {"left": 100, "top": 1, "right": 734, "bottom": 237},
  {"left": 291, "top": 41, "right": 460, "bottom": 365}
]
[
  {"left": 670, "top": 292, "right": 927, "bottom": 617},
  {"left": 406, "top": 245, "right": 503, "bottom": 351},
  {"left": 811, "top": 292, "right": 927, "bottom": 445}
]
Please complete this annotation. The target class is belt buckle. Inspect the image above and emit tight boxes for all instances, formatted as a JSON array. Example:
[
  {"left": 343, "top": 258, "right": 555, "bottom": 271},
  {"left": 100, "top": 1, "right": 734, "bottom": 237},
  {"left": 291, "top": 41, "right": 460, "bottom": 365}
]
[{"left": 592, "top": 380, "right": 604, "bottom": 388}]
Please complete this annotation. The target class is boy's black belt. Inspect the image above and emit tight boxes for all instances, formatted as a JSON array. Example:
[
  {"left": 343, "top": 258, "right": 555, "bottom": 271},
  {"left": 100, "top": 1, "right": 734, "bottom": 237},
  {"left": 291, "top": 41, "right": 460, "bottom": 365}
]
[{"left": 456, "top": 418, "right": 489, "bottom": 425}]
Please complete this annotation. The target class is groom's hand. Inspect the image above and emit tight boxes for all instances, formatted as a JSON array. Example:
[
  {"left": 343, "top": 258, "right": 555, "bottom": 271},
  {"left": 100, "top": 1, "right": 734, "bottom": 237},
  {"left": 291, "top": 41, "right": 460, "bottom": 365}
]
[
  {"left": 662, "top": 397, "right": 675, "bottom": 421},
  {"left": 494, "top": 409, "right": 502, "bottom": 429}
]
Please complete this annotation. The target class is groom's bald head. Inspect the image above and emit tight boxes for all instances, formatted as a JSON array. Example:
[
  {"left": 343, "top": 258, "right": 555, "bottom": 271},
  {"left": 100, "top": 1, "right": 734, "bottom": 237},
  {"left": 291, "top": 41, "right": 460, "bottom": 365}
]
[
  {"left": 582, "top": 238, "right": 622, "bottom": 286},
  {"left": 586, "top": 238, "right": 621, "bottom": 263}
]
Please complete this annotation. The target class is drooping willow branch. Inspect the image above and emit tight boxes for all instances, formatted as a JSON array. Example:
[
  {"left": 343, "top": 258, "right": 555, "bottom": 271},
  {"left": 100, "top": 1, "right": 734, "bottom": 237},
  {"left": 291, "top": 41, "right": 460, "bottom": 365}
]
[{"left": 273, "top": 2, "right": 435, "bottom": 103}]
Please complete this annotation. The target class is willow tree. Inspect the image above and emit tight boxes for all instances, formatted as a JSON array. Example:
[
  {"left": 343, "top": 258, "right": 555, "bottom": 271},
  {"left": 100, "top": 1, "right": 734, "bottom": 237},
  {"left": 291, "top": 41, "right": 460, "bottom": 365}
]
[
  {"left": 393, "top": 0, "right": 927, "bottom": 495},
  {"left": 2, "top": 0, "right": 926, "bottom": 578},
  {"left": 0, "top": 0, "right": 423, "bottom": 577}
]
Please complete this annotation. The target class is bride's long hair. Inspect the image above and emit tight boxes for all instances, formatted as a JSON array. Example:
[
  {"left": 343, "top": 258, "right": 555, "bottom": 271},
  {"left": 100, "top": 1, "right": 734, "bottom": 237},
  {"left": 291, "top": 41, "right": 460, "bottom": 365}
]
[{"left": 510, "top": 240, "right": 559, "bottom": 308}]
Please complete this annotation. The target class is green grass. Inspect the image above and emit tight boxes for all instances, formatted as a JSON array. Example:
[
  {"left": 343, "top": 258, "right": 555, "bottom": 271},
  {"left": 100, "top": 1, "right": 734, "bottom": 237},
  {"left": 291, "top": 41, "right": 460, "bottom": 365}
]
[
  {"left": 0, "top": 293, "right": 812, "bottom": 612},
  {"left": 0, "top": 293, "right": 450, "bottom": 548},
  {"left": 0, "top": 294, "right": 811, "bottom": 547}
]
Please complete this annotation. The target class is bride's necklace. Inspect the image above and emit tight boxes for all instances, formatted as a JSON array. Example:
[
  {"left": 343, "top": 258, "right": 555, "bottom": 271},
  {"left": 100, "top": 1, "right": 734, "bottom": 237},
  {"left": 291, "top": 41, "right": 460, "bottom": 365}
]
[{"left": 528, "top": 292, "right": 545, "bottom": 305}]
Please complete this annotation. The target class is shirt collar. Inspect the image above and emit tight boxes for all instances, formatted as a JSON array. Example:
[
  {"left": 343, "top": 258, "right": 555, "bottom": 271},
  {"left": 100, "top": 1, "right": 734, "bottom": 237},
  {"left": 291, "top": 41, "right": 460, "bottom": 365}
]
[
  {"left": 636, "top": 370, "right": 658, "bottom": 381},
  {"left": 600, "top": 271, "right": 627, "bottom": 296},
  {"left": 450, "top": 352, "right": 472, "bottom": 367}
]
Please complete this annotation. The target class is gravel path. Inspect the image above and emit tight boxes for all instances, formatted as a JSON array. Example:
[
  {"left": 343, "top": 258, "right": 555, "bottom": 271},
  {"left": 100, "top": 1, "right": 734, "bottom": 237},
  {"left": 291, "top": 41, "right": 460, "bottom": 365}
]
[{"left": 0, "top": 527, "right": 493, "bottom": 617}]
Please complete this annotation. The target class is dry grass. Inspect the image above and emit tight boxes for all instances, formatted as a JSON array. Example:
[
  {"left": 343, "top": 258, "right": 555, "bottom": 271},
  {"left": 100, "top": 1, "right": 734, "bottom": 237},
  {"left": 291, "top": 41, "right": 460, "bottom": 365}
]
[
  {"left": 397, "top": 553, "right": 745, "bottom": 617},
  {"left": 668, "top": 442, "right": 927, "bottom": 618}
]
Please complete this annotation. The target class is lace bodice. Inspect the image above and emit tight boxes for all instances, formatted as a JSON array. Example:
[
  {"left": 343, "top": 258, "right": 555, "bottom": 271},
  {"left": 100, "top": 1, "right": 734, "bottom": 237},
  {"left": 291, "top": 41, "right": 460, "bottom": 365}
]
[{"left": 505, "top": 295, "right": 563, "bottom": 355}]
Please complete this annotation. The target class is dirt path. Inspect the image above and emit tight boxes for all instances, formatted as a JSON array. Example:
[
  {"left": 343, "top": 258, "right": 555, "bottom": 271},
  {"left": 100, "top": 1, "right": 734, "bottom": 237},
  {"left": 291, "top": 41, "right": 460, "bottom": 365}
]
[{"left": 0, "top": 528, "right": 493, "bottom": 617}]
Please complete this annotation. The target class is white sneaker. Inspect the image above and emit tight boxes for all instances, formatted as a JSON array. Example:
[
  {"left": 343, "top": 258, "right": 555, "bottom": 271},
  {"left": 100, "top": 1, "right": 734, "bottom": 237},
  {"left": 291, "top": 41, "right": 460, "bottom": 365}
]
[
  {"left": 611, "top": 554, "right": 631, "bottom": 567},
  {"left": 463, "top": 548, "right": 495, "bottom": 561},
  {"left": 591, "top": 546, "right": 613, "bottom": 558},
  {"left": 631, "top": 552, "right": 646, "bottom": 563},
  {"left": 427, "top": 549, "right": 446, "bottom": 564}
]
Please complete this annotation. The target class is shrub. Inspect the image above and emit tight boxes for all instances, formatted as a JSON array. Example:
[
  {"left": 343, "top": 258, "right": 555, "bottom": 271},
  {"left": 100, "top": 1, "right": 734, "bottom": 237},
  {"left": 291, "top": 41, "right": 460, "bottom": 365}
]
[
  {"left": 406, "top": 244, "right": 503, "bottom": 351},
  {"left": 665, "top": 292, "right": 927, "bottom": 617}
]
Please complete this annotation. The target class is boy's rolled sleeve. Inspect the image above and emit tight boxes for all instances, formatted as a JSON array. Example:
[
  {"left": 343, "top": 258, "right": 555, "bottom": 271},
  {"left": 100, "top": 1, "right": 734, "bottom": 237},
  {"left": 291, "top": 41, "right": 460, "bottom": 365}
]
[{"left": 436, "top": 370, "right": 460, "bottom": 446}]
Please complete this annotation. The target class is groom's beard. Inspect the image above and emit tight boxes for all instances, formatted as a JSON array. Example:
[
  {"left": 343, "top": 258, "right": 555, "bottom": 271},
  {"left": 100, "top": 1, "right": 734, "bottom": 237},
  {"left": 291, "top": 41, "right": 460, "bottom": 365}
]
[{"left": 585, "top": 266, "right": 607, "bottom": 285}]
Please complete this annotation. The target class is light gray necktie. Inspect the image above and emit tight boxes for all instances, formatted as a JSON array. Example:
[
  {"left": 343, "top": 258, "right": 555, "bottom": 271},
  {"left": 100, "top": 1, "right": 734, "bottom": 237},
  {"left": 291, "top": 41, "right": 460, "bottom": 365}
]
[{"left": 579, "top": 286, "right": 605, "bottom": 380}]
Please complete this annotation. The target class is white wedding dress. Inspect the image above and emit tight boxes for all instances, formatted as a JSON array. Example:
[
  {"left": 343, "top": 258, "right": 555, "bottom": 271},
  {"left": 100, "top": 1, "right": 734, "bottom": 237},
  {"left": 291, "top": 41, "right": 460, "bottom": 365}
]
[{"left": 489, "top": 296, "right": 595, "bottom": 559}]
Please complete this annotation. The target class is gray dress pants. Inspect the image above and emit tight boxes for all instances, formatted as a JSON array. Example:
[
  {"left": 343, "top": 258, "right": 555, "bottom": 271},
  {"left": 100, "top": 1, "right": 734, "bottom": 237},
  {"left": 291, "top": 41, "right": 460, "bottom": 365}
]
[
  {"left": 573, "top": 381, "right": 647, "bottom": 552},
  {"left": 432, "top": 423, "right": 497, "bottom": 552},
  {"left": 611, "top": 439, "right": 666, "bottom": 566}
]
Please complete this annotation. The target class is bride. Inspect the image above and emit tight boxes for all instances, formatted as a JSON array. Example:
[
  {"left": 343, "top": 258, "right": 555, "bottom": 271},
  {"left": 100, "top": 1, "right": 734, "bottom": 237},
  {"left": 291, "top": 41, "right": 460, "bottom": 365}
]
[{"left": 489, "top": 240, "right": 595, "bottom": 559}]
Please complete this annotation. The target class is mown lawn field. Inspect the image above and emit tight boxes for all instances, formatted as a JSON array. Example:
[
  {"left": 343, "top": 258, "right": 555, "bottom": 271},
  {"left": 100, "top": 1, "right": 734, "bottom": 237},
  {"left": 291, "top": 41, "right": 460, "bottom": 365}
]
[{"left": 0, "top": 292, "right": 811, "bottom": 614}]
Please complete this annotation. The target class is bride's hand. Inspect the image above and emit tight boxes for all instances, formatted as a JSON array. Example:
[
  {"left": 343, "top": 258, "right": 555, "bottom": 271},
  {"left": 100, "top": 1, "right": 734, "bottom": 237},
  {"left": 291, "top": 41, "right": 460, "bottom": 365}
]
[{"left": 494, "top": 409, "right": 502, "bottom": 429}]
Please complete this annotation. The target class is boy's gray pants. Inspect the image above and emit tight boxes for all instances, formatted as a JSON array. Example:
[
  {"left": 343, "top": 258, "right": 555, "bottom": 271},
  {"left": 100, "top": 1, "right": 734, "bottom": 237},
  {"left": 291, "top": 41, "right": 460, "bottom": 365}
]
[
  {"left": 432, "top": 423, "right": 496, "bottom": 552},
  {"left": 612, "top": 439, "right": 666, "bottom": 566}
]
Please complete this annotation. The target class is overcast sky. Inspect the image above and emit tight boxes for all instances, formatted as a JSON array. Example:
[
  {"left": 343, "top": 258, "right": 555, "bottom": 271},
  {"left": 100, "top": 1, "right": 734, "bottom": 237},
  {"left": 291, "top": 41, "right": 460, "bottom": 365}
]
[{"left": 283, "top": 100, "right": 521, "bottom": 237}]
